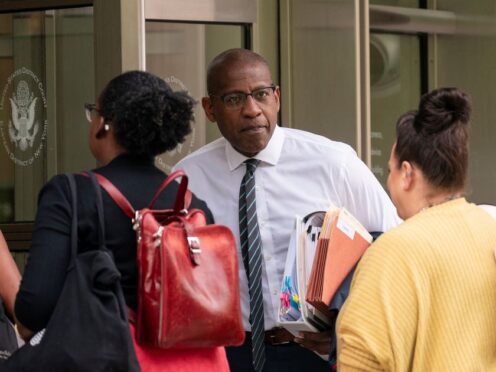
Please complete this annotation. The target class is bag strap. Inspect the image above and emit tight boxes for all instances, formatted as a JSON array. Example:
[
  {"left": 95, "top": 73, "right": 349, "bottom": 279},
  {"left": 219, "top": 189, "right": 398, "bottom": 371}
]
[
  {"left": 66, "top": 174, "right": 79, "bottom": 268},
  {"left": 92, "top": 170, "right": 191, "bottom": 218},
  {"left": 66, "top": 173, "right": 108, "bottom": 264},
  {"left": 148, "top": 169, "right": 189, "bottom": 212},
  {"left": 89, "top": 172, "right": 107, "bottom": 250},
  {"left": 93, "top": 173, "right": 135, "bottom": 219}
]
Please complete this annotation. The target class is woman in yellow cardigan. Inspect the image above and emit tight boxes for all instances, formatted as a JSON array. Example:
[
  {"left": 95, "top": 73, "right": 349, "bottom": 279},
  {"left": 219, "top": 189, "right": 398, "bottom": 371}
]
[{"left": 336, "top": 87, "right": 496, "bottom": 371}]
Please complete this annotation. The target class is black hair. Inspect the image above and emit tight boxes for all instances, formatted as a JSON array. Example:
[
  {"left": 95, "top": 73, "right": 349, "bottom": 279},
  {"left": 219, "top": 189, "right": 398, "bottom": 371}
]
[
  {"left": 394, "top": 87, "right": 472, "bottom": 190},
  {"left": 206, "top": 48, "right": 272, "bottom": 94},
  {"left": 98, "top": 70, "right": 195, "bottom": 158}
]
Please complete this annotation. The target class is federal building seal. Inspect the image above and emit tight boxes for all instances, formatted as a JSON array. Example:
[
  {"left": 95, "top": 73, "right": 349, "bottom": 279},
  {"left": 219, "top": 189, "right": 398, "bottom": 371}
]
[{"left": 0, "top": 67, "right": 48, "bottom": 166}]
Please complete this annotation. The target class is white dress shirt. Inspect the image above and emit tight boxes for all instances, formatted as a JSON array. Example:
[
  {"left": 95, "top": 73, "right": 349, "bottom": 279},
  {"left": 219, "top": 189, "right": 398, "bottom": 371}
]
[{"left": 174, "top": 125, "right": 400, "bottom": 330}]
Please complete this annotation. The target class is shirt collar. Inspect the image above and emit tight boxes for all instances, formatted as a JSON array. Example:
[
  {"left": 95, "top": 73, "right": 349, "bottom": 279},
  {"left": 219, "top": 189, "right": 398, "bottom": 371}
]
[{"left": 226, "top": 124, "right": 284, "bottom": 171}]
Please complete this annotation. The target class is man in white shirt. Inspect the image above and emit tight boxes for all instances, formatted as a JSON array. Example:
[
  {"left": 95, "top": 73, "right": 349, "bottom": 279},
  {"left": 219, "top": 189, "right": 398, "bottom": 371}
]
[{"left": 174, "top": 48, "right": 399, "bottom": 372}]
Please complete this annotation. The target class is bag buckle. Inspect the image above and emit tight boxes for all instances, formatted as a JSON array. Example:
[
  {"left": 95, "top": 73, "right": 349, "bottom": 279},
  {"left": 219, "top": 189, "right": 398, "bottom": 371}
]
[
  {"left": 132, "top": 211, "right": 142, "bottom": 242},
  {"left": 153, "top": 226, "right": 164, "bottom": 248},
  {"left": 187, "top": 236, "right": 201, "bottom": 266}
]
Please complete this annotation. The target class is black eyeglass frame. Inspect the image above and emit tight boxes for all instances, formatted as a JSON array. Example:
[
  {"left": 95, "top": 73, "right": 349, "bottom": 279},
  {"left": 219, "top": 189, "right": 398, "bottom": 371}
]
[
  {"left": 84, "top": 103, "right": 98, "bottom": 111},
  {"left": 209, "top": 85, "right": 277, "bottom": 108}
]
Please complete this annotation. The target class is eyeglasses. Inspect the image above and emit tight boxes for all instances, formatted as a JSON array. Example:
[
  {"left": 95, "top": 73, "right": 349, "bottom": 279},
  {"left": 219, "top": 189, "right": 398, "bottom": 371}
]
[
  {"left": 84, "top": 103, "right": 100, "bottom": 122},
  {"left": 210, "top": 85, "right": 276, "bottom": 109}
]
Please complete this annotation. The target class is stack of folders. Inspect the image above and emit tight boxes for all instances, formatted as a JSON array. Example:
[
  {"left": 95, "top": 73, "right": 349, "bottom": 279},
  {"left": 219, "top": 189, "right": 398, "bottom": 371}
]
[
  {"left": 278, "top": 208, "right": 372, "bottom": 336},
  {"left": 278, "top": 211, "right": 331, "bottom": 336},
  {"left": 306, "top": 208, "right": 372, "bottom": 316}
]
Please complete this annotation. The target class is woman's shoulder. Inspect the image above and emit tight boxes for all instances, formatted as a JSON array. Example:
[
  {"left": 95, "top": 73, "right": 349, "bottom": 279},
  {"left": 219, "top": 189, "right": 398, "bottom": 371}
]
[
  {"left": 41, "top": 173, "right": 92, "bottom": 194},
  {"left": 478, "top": 204, "right": 496, "bottom": 220},
  {"left": 361, "top": 219, "right": 430, "bottom": 267},
  {"left": 37, "top": 174, "right": 73, "bottom": 203}
]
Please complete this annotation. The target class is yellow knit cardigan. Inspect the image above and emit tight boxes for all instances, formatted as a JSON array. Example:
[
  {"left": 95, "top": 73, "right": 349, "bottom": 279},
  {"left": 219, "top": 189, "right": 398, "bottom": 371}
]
[{"left": 337, "top": 198, "right": 496, "bottom": 371}]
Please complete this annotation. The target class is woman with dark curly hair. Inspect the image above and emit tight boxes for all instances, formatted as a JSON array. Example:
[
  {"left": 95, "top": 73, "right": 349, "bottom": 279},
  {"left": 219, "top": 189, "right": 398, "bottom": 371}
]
[
  {"left": 336, "top": 87, "right": 496, "bottom": 371},
  {"left": 13, "top": 70, "right": 229, "bottom": 370}
]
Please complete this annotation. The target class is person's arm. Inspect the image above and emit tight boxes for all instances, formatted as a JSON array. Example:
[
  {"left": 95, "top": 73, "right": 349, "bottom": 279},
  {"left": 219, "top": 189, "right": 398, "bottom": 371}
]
[
  {"left": 190, "top": 193, "right": 215, "bottom": 224},
  {"left": 294, "top": 330, "right": 332, "bottom": 355},
  {"left": 297, "top": 151, "right": 399, "bottom": 356},
  {"left": 15, "top": 175, "right": 73, "bottom": 340},
  {"left": 336, "top": 149, "right": 401, "bottom": 233},
  {"left": 0, "top": 230, "right": 21, "bottom": 317},
  {"left": 336, "top": 232, "right": 417, "bottom": 371},
  {"left": 0, "top": 231, "right": 33, "bottom": 341}
]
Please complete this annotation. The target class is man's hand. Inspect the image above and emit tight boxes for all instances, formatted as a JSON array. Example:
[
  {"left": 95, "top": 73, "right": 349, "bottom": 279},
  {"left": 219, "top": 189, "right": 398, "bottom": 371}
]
[{"left": 294, "top": 330, "right": 331, "bottom": 355}]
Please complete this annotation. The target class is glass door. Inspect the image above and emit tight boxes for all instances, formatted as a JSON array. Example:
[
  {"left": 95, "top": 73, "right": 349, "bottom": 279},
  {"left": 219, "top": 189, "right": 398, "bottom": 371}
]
[
  {"left": 0, "top": 4, "right": 95, "bottom": 271},
  {"left": 0, "top": 8, "right": 95, "bottom": 223},
  {"left": 369, "top": 1, "right": 496, "bottom": 202},
  {"left": 280, "top": 0, "right": 363, "bottom": 151},
  {"left": 433, "top": 0, "right": 496, "bottom": 204},
  {"left": 369, "top": 33, "right": 423, "bottom": 187},
  {"left": 0, "top": 0, "right": 256, "bottom": 271},
  {"left": 143, "top": 0, "right": 256, "bottom": 172}
]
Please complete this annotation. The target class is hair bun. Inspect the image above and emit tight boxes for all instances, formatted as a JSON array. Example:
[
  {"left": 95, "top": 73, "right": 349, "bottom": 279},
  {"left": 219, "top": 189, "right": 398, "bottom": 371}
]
[
  {"left": 99, "top": 70, "right": 195, "bottom": 157},
  {"left": 413, "top": 87, "right": 471, "bottom": 135}
]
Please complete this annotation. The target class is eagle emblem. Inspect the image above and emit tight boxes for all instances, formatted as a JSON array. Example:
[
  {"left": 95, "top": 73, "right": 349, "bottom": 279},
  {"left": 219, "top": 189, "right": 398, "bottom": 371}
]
[{"left": 8, "top": 80, "right": 39, "bottom": 151}]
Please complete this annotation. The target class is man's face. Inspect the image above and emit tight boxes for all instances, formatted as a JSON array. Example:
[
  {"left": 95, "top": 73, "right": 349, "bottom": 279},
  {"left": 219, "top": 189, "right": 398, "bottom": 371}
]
[{"left": 202, "top": 62, "right": 280, "bottom": 157}]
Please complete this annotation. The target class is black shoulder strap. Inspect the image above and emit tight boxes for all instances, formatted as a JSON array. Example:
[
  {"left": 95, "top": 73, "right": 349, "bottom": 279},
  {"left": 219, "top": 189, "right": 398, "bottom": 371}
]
[
  {"left": 66, "top": 173, "right": 107, "bottom": 263},
  {"left": 89, "top": 172, "right": 106, "bottom": 250},
  {"left": 65, "top": 174, "right": 78, "bottom": 269}
]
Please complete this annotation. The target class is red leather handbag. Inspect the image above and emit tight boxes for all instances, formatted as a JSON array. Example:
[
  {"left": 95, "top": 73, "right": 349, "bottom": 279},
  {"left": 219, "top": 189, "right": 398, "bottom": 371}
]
[{"left": 94, "top": 170, "right": 245, "bottom": 349}]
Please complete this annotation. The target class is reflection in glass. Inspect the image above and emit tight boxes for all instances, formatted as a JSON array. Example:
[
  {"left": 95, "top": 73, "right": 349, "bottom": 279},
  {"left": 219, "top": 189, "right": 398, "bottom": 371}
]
[
  {"left": 436, "top": 38, "right": 496, "bottom": 203},
  {"left": 145, "top": 21, "right": 245, "bottom": 173},
  {"left": 289, "top": 0, "right": 358, "bottom": 147},
  {"left": 0, "top": 8, "right": 94, "bottom": 222},
  {"left": 370, "top": 33, "right": 421, "bottom": 187}
]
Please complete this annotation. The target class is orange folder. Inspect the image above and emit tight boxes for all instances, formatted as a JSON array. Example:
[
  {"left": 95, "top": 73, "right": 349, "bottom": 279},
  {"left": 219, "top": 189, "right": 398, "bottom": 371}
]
[{"left": 306, "top": 208, "right": 372, "bottom": 317}]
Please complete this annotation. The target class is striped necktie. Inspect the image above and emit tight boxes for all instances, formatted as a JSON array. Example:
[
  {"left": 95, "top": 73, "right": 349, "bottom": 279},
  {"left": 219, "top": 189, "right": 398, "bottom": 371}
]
[{"left": 239, "top": 159, "right": 265, "bottom": 372}]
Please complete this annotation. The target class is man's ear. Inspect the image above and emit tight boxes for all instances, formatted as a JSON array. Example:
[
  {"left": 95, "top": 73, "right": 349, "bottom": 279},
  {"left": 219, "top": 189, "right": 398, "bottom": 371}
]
[
  {"left": 273, "top": 85, "right": 281, "bottom": 112},
  {"left": 401, "top": 161, "right": 414, "bottom": 191},
  {"left": 202, "top": 97, "right": 216, "bottom": 123}
]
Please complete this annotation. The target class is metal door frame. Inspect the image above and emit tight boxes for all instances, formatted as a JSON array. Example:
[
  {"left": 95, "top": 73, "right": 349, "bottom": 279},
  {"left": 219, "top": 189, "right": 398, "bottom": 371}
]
[
  {"left": 0, "top": 0, "right": 92, "bottom": 12},
  {"left": 141, "top": 0, "right": 256, "bottom": 68}
]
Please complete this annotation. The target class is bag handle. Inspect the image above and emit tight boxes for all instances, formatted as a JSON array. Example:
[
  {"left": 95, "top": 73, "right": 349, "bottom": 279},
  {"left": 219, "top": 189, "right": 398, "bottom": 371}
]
[
  {"left": 90, "top": 171, "right": 192, "bottom": 218},
  {"left": 148, "top": 169, "right": 189, "bottom": 213}
]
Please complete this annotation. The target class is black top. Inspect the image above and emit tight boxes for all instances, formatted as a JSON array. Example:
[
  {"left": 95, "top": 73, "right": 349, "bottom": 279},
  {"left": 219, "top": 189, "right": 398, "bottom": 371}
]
[{"left": 15, "top": 154, "right": 214, "bottom": 333}]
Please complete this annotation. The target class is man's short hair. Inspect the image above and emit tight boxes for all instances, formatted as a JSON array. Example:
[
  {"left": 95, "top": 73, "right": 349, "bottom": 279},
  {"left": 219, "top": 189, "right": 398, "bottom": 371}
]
[{"left": 206, "top": 48, "right": 272, "bottom": 94}]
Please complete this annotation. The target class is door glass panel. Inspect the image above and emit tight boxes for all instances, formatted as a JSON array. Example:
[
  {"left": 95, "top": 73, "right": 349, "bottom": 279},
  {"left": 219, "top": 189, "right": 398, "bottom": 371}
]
[
  {"left": 145, "top": 21, "right": 245, "bottom": 173},
  {"left": 370, "top": 33, "right": 421, "bottom": 187},
  {"left": 288, "top": 0, "right": 359, "bottom": 148},
  {"left": 0, "top": 8, "right": 95, "bottom": 223},
  {"left": 435, "top": 0, "right": 496, "bottom": 203}
]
